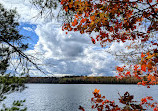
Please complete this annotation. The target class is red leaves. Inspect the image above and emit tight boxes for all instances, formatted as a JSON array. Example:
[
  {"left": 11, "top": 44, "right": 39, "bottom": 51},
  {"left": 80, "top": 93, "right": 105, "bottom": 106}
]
[
  {"left": 60, "top": 1, "right": 158, "bottom": 106},
  {"left": 80, "top": 18, "right": 86, "bottom": 23},
  {"left": 61, "top": 0, "right": 157, "bottom": 45},
  {"left": 141, "top": 64, "right": 146, "bottom": 72},
  {"left": 126, "top": 71, "right": 130, "bottom": 76},
  {"left": 117, "top": 48, "right": 158, "bottom": 87},
  {"left": 153, "top": 107, "right": 158, "bottom": 111},
  {"left": 141, "top": 98, "right": 147, "bottom": 104},
  {"left": 141, "top": 52, "right": 145, "bottom": 58},
  {"left": 91, "top": 89, "right": 120, "bottom": 111},
  {"left": 116, "top": 66, "right": 124, "bottom": 72},
  {"left": 90, "top": 89, "right": 157, "bottom": 111},
  {"left": 91, "top": 37, "right": 96, "bottom": 44}
]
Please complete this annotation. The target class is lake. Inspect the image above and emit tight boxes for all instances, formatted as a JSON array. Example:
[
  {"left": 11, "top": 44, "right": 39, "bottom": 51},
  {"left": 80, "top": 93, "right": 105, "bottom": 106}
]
[{"left": 2, "top": 84, "right": 158, "bottom": 111}]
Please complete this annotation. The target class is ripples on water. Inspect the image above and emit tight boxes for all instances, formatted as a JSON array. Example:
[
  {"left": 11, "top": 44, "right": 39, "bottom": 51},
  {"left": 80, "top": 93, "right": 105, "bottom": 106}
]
[{"left": 2, "top": 84, "right": 158, "bottom": 111}]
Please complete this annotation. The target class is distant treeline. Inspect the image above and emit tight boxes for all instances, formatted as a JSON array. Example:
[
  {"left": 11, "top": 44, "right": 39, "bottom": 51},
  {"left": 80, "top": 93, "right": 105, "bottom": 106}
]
[{"left": 21, "top": 76, "right": 148, "bottom": 84}]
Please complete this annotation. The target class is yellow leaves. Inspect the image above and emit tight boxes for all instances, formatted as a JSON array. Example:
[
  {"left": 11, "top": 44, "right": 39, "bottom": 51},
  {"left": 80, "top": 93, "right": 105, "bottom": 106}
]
[
  {"left": 146, "top": 54, "right": 154, "bottom": 59},
  {"left": 100, "top": 13, "right": 104, "bottom": 18},
  {"left": 90, "top": 21, "right": 94, "bottom": 26}
]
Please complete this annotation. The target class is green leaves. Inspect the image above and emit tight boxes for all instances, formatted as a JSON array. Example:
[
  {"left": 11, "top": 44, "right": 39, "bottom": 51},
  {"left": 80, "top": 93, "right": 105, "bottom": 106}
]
[{"left": 1, "top": 100, "right": 27, "bottom": 111}]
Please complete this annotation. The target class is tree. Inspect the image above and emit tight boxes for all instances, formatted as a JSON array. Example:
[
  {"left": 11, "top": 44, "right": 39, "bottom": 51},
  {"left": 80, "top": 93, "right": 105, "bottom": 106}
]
[
  {"left": 0, "top": 3, "right": 41, "bottom": 110},
  {"left": 59, "top": 0, "right": 157, "bottom": 85},
  {"left": 32, "top": 0, "right": 158, "bottom": 110}
]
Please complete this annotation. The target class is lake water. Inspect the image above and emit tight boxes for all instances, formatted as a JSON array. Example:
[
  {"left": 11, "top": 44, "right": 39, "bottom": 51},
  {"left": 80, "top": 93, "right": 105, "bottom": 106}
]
[{"left": 2, "top": 84, "right": 158, "bottom": 111}]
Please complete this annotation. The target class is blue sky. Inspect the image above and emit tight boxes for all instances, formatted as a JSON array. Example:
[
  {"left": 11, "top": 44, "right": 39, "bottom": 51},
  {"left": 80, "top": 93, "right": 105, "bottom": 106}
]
[{"left": 19, "top": 23, "right": 38, "bottom": 49}]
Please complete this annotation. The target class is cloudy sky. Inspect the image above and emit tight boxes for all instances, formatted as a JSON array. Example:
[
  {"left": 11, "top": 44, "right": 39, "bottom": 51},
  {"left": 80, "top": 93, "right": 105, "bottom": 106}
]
[{"left": 1, "top": 0, "right": 135, "bottom": 77}]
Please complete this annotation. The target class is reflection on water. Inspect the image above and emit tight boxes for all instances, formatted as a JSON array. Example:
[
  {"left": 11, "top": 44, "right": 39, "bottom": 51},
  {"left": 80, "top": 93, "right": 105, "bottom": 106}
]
[{"left": 2, "top": 84, "right": 158, "bottom": 111}]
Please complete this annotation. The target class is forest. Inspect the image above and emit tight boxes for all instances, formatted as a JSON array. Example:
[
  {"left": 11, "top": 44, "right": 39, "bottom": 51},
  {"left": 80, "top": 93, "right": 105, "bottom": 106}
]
[{"left": 24, "top": 76, "right": 144, "bottom": 84}]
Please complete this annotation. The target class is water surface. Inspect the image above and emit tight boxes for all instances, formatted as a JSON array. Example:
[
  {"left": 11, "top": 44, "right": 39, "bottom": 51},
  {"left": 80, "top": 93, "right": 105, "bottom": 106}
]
[{"left": 3, "top": 84, "right": 158, "bottom": 111}]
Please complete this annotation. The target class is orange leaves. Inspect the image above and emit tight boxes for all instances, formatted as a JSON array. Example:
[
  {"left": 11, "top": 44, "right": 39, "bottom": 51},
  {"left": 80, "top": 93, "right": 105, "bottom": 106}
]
[
  {"left": 134, "top": 64, "right": 139, "bottom": 71},
  {"left": 141, "top": 52, "right": 145, "bottom": 58},
  {"left": 61, "top": 0, "right": 157, "bottom": 45},
  {"left": 154, "top": 107, "right": 158, "bottom": 111},
  {"left": 116, "top": 49, "right": 158, "bottom": 87},
  {"left": 80, "top": 18, "right": 86, "bottom": 23},
  {"left": 89, "top": 87, "right": 158, "bottom": 111},
  {"left": 94, "top": 89, "right": 100, "bottom": 93},
  {"left": 69, "top": 4, "right": 73, "bottom": 8},
  {"left": 141, "top": 96, "right": 154, "bottom": 105},
  {"left": 116, "top": 66, "right": 124, "bottom": 72},
  {"left": 141, "top": 64, "right": 146, "bottom": 72},
  {"left": 147, "top": 61, "right": 153, "bottom": 71},
  {"left": 126, "top": 71, "right": 131, "bottom": 76},
  {"left": 60, "top": 0, "right": 158, "bottom": 89},
  {"left": 91, "top": 89, "right": 121, "bottom": 111},
  {"left": 141, "top": 98, "right": 147, "bottom": 104},
  {"left": 140, "top": 96, "right": 158, "bottom": 111},
  {"left": 85, "top": 13, "right": 89, "bottom": 17},
  {"left": 71, "top": 19, "right": 78, "bottom": 26},
  {"left": 91, "top": 89, "right": 158, "bottom": 111},
  {"left": 64, "top": 6, "right": 68, "bottom": 12},
  {"left": 90, "top": 15, "right": 95, "bottom": 21}
]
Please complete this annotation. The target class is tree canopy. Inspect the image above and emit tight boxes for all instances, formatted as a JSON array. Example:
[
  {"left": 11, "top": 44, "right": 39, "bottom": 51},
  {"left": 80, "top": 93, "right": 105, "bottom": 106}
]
[{"left": 0, "top": 3, "right": 35, "bottom": 110}]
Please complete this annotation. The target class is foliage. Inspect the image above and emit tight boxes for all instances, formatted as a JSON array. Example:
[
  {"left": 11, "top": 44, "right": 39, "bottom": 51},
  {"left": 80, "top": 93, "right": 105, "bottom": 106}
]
[
  {"left": 79, "top": 89, "right": 158, "bottom": 111},
  {"left": 0, "top": 100, "right": 27, "bottom": 111},
  {"left": 0, "top": 3, "right": 31, "bottom": 110},
  {"left": 20, "top": 76, "right": 143, "bottom": 84},
  {"left": 60, "top": 0, "right": 158, "bottom": 87},
  {"left": 0, "top": 3, "right": 28, "bottom": 74}
]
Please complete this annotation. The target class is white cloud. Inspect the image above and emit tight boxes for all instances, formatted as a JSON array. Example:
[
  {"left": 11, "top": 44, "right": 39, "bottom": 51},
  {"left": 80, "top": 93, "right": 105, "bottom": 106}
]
[
  {"left": 1, "top": 0, "right": 136, "bottom": 77},
  {"left": 24, "top": 21, "right": 121, "bottom": 76},
  {"left": 23, "top": 27, "right": 33, "bottom": 31},
  {"left": 0, "top": 0, "right": 56, "bottom": 24}
]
